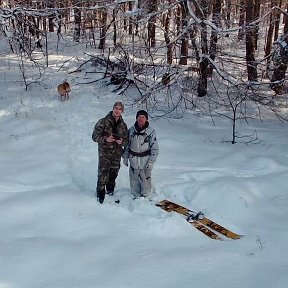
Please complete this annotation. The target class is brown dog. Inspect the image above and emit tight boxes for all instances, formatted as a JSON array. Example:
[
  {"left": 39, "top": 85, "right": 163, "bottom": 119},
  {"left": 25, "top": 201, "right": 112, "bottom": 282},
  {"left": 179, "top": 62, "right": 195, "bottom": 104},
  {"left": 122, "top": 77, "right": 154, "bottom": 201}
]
[{"left": 57, "top": 81, "right": 71, "bottom": 101}]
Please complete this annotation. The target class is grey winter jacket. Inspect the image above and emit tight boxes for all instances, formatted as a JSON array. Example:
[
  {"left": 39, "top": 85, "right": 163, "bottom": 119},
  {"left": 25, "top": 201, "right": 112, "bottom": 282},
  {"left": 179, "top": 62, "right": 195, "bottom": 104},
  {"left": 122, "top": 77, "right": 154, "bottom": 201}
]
[{"left": 123, "top": 122, "right": 159, "bottom": 170}]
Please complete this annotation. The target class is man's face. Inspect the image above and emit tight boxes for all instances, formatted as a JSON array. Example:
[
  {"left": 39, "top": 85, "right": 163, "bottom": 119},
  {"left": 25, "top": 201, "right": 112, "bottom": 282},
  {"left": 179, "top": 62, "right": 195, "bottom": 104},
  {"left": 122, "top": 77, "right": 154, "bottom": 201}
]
[
  {"left": 137, "top": 115, "right": 147, "bottom": 127},
  {"left": 112, "top": 106, "right": 123, "bottom": 118}
]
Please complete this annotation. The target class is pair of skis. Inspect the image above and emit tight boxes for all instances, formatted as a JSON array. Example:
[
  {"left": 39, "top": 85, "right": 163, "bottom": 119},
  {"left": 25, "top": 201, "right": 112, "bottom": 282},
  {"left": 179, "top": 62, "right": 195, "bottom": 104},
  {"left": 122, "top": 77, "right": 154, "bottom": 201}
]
[{"left": 156, "top": 200, "right": 243, "bottom": 240}]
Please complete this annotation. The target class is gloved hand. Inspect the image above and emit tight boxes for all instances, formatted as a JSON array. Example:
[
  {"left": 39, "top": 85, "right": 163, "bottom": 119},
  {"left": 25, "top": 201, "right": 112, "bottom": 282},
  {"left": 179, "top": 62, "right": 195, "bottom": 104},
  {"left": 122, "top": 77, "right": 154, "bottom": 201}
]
[
  {"left": 123, "top": 158, "right": 129, "bottom": 167},
  {"left": 146, "top": 161, "right": 154, "bottom": 170}
]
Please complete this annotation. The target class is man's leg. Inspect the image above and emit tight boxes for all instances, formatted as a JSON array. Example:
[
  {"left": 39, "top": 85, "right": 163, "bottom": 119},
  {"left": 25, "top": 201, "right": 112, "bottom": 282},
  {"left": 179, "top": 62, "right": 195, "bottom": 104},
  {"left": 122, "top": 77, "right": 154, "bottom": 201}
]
[
  {"left": 106, "top": 167, "right": 119, "bottom": 195},
  {"left": 141, "top": 168, "right": 152, "bottom": 197},
  {"left": 96, "top": 165, "right": 109, "bottom": 203},
  {"left": 129, "top": 167, "right": 142, "bottom": 198}
]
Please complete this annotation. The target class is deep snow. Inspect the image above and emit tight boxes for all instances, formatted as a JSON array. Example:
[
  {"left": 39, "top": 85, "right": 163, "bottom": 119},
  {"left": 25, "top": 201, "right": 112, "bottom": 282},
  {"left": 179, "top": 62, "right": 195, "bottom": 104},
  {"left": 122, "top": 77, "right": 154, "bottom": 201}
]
[{"left": 0, "top": 35, "right": 288, "bottom": 288}]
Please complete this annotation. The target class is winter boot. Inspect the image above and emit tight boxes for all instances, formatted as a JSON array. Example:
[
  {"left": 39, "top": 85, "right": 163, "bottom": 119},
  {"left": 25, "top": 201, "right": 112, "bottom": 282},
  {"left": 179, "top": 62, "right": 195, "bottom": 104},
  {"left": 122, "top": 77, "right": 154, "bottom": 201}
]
[
  {"left": 97, "top": 190, "right": 105, "bottom": 204},
  {"left": 106, "top": 185, "right": 115, "bottom": 196}
]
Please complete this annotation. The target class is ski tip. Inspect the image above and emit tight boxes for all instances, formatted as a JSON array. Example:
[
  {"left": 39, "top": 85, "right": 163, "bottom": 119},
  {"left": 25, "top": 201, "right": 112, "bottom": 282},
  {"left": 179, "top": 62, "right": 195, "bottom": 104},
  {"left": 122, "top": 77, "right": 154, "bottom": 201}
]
[{"left": 226, "top": 234, "right": 244, "bottom": 240}]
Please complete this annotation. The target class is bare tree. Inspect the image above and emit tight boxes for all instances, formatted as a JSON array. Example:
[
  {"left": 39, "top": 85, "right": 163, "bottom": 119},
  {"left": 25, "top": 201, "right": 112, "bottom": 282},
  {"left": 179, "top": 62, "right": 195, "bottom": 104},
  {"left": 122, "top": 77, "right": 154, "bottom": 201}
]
[
  {"left": 147, "top": 0, "right": 158, "bottom": 48},
  {"left": 98, "top": 6, "right": 108, "bottom": 49},
  {"left": 245, "top": 0, "right": 258, "bottom": 81},
  {"left": 265, "top": 0, "right": 277, "bottom": 60},
  {"left": 270, "top": 3, "right": 288, "bottom": 94},
  {"left": 238, "top": 0, "right": 245, "bottom": 40},
  {"left": 48, "top": 0, "right": 55, "bottom": 32},
  {"left": 1, "top": 0, "right": 288, "bottom": 139},
  {"left": 73, "top": 1, "right": 81, "bottom": 42},
  {"left": 179, "top": 0, "right": 189, "bottom": 65},
  {"left": 196, "top": 0, "right": 209, "bottom": 97},
  {"left": 208, "top": 0, "right": 222, "bottom": 73},
  {"left": 252, "top": 0, "right": 260, "bottom": 49},
  {"left": 224, "top": 0, "right": 232, "bottom": 34},
  {"left": 273, "top": 0, "right": 283, "bottom": 41},
  {"left": 163, "top": 0, "right": 174, "bottom": 64}
]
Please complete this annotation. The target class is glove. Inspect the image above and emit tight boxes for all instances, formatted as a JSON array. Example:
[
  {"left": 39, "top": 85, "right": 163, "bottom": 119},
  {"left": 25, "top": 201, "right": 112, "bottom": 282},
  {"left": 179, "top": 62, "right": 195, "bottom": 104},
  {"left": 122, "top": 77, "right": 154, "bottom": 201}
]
[
  {"left": 123, "top": 158, "right": 129, "bottom": 167},
  {"left": 146, "top": 161, "right": 154, "bottom": 170}
]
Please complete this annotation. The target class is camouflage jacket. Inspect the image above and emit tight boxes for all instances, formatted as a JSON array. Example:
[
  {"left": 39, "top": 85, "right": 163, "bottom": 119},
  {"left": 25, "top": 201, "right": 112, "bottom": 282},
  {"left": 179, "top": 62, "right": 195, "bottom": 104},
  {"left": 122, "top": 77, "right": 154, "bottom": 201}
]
[{"left": 92, "top": 112, "right": 128, "bottom": 160}]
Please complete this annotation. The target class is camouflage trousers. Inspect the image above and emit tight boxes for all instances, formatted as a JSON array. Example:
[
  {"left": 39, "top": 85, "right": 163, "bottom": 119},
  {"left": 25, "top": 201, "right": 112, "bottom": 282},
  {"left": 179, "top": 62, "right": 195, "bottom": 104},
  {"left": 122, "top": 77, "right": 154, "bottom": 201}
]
[
  {"left": 97, "top": 155, "right": 121, "bottom": 194},
  {"left": 129, "top": 166, "right": 152, "bottom": 198}
]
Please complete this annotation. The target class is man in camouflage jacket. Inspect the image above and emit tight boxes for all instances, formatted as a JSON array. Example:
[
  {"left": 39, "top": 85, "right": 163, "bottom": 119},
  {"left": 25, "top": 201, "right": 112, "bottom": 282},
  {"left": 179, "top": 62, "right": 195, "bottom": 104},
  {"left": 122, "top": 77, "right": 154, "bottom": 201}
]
[{"left": 92, "top": 102, "right": 128, "bottom": 204}]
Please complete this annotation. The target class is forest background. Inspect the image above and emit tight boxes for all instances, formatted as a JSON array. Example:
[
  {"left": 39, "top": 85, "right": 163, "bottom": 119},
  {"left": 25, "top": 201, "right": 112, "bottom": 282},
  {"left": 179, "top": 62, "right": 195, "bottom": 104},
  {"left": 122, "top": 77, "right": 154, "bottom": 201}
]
[{"left": 1, "top": 0, "right": 288, "bottom": 142}]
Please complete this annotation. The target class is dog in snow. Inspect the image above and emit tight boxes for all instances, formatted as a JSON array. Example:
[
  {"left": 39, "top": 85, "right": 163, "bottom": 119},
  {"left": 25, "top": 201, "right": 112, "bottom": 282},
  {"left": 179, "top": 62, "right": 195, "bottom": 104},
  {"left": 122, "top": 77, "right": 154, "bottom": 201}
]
[{"left": 57, "top": 81, "right": 71, "bottom": 101}]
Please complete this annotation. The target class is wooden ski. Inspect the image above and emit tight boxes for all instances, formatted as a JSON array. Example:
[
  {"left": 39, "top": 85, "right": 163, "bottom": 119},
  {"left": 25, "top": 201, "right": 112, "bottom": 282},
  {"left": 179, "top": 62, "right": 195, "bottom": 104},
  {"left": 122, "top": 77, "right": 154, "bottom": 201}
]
[{"left": 156, "top": 200, "right": 243, "bottom": 240}]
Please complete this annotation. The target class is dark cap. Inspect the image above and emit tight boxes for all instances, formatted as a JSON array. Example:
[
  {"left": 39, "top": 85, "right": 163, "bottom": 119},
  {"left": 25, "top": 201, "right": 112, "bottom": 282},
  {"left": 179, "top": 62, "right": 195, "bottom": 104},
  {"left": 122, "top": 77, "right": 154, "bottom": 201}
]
[{"left": 136, "top": 110, "right": 148, "bottom": 120}]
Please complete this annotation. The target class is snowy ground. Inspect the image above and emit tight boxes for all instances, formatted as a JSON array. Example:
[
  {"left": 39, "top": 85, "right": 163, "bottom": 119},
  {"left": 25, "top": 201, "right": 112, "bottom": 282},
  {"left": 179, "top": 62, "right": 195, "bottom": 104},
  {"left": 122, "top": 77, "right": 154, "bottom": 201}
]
[{"left": 0, "top": 36, "right": 288, "bottom": 288}]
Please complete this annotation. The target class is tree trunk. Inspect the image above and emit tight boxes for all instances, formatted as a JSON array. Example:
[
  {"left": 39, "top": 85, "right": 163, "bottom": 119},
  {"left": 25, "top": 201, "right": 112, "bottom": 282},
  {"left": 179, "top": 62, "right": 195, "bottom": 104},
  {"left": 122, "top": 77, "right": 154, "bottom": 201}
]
[
  {"left": 73, "top": 6, "right": 81, "bottom": 42},
  {"left": 270, "top": 3, "right": 288, "bottom": 94},
  {"left": 274, "top": 0, "right": 283, "bottom": 41},
  {"left": 179, "top": 0, "right": 189, "bottom": 65},
  {"left": 238, "top": 0, "right": 245, "bottom": 40},
  {"left": 253, "top": 0, "right": 260, "bottom": 49},
  {"left": 113, "top": 8, "right": 117, "bottom": 47},
  {"left": 225, "top": 0, "right": 232, "bottom": 36},
  {"left": 190, "top": 25, "right": 200, "bottom": 62},
  {"left": 147, "top": 0, "right": 157, "bottom": 48},
  {"left": 175, "top": 5, "right": 181, "bottom": 35},
  {"left": 265, "top": 0, "right": 276, "bottom": 59},
  {"left": 164, "top": 4, "right": 173, "bottom": 64},
  {"left": 48, "top": 1, "right": 54, "bottom": 32},
  {"left": 208, "top": 0, "right": 222, "bottom": 74},
  {"left": 196, "top": 0, "right": 209, "bottom": 97},
  {"left": 98, "top": 7, "right": 108, "bottom": 49},
  {"left": 147, "top": 19, "right": 156, "bottom": 48},
  {"left": 245, "top": 0, "right": 258, "bottom": 81},
  {"left": 128, "top": 1, "right": 133, "bottom": 35}
]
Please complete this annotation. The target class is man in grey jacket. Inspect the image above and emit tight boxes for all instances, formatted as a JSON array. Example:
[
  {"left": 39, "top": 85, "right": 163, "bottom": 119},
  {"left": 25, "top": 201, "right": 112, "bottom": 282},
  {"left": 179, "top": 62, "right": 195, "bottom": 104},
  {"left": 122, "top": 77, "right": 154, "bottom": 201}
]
[{"left": 122, "top": 110, "right": 159, "bottom": 198}]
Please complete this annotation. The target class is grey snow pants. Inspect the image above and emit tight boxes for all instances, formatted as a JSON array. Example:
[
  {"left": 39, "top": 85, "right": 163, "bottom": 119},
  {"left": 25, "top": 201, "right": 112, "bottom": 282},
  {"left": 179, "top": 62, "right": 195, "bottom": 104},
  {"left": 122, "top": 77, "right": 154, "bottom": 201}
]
[{"left": 129, "top": 166, "right": 152, "bottom": 198}]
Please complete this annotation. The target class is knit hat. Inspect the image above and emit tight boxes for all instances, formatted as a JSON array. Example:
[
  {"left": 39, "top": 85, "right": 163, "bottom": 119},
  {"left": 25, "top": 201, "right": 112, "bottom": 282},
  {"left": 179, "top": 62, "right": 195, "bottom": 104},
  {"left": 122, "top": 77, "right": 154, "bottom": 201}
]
[
  {"left": 113, "top": 101, "right": 124, "bottom": 110},
  {"left": 136, "top": 110, "right": 148, "bottom": 120}
]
